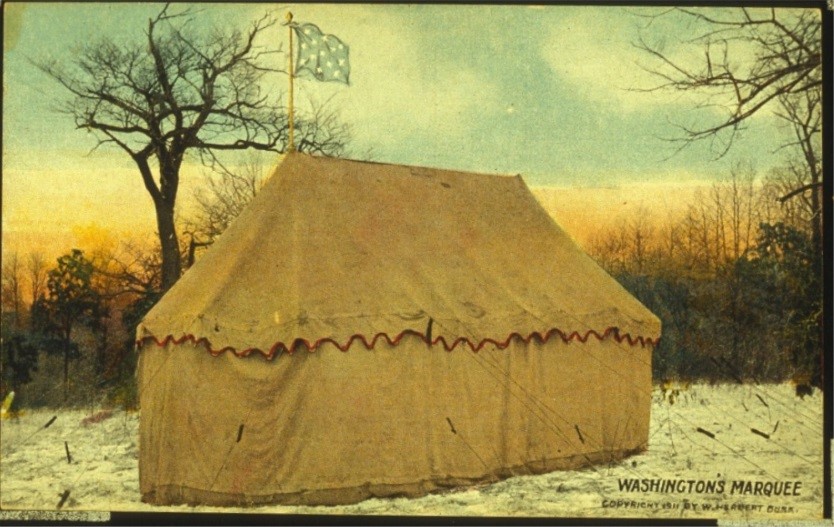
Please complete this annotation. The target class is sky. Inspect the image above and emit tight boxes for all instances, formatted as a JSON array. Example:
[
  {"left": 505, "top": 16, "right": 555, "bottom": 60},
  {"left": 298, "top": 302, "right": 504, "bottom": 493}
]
[{"left": 1, "top": 3, "right": 818, "bottom": 259}]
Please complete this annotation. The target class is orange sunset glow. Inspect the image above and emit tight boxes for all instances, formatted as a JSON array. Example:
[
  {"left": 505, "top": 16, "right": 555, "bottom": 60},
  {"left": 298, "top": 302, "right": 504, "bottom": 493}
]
[{"left": 2, "top": 166, "right": 707, "bottom": 266}]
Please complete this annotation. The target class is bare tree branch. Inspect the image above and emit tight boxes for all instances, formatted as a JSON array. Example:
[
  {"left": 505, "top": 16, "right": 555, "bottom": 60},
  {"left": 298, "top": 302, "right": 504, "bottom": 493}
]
[
  {"left": 636, "top": 7, "right": 822, "bottom": 256},
  {"left": 635, "top": 7, "right": 821, "bottom": 157},
  {"left": 33, "top": 5, "right": 350, "bottom": 291},
  {"left": 777, "top": 181, "right": 823, "bottom": 203}
]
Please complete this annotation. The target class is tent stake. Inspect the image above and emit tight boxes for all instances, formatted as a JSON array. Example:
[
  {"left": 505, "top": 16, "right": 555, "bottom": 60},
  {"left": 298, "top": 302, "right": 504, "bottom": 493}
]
[{"left": 57, "top": 490, "right": 70, "bottom": 509}]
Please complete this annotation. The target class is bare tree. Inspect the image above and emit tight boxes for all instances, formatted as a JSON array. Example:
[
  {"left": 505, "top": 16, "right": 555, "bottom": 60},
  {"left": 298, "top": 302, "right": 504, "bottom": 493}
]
[
  {"left": 763, "top": 160, "right": 816, "bottom": 230},
  {"left": 588, "top": 222, "right": 630, "bottom": 275},
  {"left": 627, "top": 209, "right": 656, "bottom": 276},
  {"left": 34, "top": 5, "right": 348, "bottom": 291},
  {"left": 636, "top": 8, "right": 822, "bottom": 252},
  {"left": 1, "top": 253, "right": 23, "bottom": 329},
  {"left": 636, "top": 7, "right": 821, "bottom": 154},
  {"left": 773, "top": 87, "right": 822, "bottom": 257},
  {"left": 182, "top": 95, "right": 353, "bottom": 267},
  {"left": 776, "top": 87, "right": 821, "bottom": 198},
  {"left": 679, "top": 196, "right": 716, "bottom": 275},
  {"left": 640, "top": 167, "right": 760, "bottom": 278},
  {"left": 183, "top": 151, "right": 267, "bottom": 263},
  {"left": 730, "top": 164, "right": 757, "bottom": 262},
  {"left": 710, "top": 164, "right": 758, "bottom": 263},
  {"left": 588, "top": 208, "right": 661, "bottom": 277},
  {"left": 93, "top": 241, "right": 163, "bottom": 303},
  {"left": 27, "top": 252, "right": 48, "bottom": 308},
  {"left": 656, "top": 212, "right": 682, "bottom": 271}
]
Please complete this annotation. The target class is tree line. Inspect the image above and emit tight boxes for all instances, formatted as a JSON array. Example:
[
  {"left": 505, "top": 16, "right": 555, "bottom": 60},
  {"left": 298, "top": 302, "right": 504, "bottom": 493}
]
[
  {"left": 0, "top": 179, "right": 234, "bottom": 408},
  {"left": 620, "top": 7, "right": 823, "bottom": 391},
  {"left": 588, "top": 164, "right": 822, "bottom": 390}
]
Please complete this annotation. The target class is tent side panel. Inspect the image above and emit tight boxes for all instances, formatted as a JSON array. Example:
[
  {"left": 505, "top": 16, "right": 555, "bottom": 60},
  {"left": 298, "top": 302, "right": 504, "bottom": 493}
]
[{"left": 138, "top": 335, "right": 651, "bottom": 506}]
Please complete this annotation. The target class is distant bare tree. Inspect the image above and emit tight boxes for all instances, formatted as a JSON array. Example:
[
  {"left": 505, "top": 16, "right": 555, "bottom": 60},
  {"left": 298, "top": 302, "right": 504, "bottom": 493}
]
[
  {"left": 675, "top": 166, "right": 759, "bottom": 273},
  {"left": 588, "top": 222, "right": 630, "bottom": 275},
  {"left": 95, "top": 241, "right": 163, "bottom": 303},
  {"left": 711, "top": 164, "right": 757, "bottom": 263},
  {"left": 34, "top": 4, "right": 349, "bottom": 292},
  {"left": 1, "top": 253, "right": 23, "bottom": 329},
  {"left": 183, "top": 151, "right": 266, "bottom": 265},
  {"left": 763, "top": 160, "right": 816, "bottom": 231},
  {"left": 590, "top": 167, "right": 762, "bottom": 279},
  {"left": 656, "top": 212, "right": 682, "bottom": 271},
  {"left": 27, "top": 252, "right": 48, "bottom": 308},
  {"left": 679, "top": 197, "right": 715, "bottom": 275},
  {"left": 588, "top": 208, "right": 659, "bottom": 277},
  {"left": 627, "top": 209, "right": 656, "bottom": 276}
]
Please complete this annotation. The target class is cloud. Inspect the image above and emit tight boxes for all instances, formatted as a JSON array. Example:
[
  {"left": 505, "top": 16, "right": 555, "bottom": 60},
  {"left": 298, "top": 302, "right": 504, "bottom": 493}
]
[
  {"left": 348, "top": 15, "right": 501, "bottom": 146},
  {"left": 540, "top": 8, "right": 705, "bottom": 113},
  {"left": 540, "top": 6, "right": 795, "bottom": 124},
  {"left": 279, "top": 5, "right": 502, "bottom": 150}
]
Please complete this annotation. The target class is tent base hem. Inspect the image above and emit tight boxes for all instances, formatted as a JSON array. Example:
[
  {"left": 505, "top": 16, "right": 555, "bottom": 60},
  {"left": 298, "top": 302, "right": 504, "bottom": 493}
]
[{"left": 141, "top": 446, "right": 646, "bottom": 507}]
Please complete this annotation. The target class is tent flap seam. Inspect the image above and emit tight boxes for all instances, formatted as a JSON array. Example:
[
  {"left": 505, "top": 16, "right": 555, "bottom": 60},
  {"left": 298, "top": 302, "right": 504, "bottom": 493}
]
[{"left": 136, "top": 326, "right": 659, "bottom": 360}]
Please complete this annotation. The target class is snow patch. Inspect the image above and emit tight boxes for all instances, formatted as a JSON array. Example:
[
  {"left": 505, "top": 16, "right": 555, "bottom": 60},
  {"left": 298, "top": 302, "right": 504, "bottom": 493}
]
[{"left": 0, "top": 384, "right": 824, "bottom": 519}]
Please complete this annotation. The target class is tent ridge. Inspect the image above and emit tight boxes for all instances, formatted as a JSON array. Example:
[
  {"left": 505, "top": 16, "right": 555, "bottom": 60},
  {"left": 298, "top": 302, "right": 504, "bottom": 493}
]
[
  {"left": 300, "top": 152, "right": 523, "bottom": 180},
  {"left": 136, "top": 326, "right": 660, "bottom": 360}
]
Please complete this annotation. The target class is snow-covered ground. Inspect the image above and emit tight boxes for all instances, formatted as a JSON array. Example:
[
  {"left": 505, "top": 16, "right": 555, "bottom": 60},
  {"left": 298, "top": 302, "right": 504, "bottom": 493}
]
[{"left": 0, "top": 383, "right": 825, "bottom": 520}]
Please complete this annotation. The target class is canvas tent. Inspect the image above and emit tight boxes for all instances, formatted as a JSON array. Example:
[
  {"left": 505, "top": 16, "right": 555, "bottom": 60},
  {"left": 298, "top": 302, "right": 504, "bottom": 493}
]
[{"left": 137, "top": 153, "right": 661, "bottom": 506}]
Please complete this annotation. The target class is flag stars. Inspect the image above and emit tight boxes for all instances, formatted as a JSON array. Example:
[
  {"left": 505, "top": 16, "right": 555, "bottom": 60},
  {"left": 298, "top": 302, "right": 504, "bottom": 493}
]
[{"left": 291, "top": 22, "right": 350, "bottom": 85}]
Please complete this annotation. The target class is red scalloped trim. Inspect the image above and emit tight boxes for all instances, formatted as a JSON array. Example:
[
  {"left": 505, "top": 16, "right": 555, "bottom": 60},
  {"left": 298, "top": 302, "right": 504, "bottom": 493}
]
[{"left": 136, "top": 326, "right": 658, "bottom": 361}]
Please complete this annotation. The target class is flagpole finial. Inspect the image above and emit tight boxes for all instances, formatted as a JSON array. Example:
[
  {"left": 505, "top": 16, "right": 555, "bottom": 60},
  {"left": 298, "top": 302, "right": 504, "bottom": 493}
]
[{"left": 285, "top": 11, "right": 293, "bottom": 23}]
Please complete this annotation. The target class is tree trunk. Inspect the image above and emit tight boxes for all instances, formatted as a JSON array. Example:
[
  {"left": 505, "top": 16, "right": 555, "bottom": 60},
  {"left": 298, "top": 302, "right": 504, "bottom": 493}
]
[
  {"left": 155, "top": 153, "right": 183, "bottom": 292},
  {"left": 63, "top": 327, "right": 70, "bottom": 402},
  {"left": 810, "top": 179, "right": 822, "bottom": 270},
  {"left": 155, "top": 199, "right": 181, "bottom": 292},
  {"left": 133, "top": 152, "right": 183, "bottom": 292}
]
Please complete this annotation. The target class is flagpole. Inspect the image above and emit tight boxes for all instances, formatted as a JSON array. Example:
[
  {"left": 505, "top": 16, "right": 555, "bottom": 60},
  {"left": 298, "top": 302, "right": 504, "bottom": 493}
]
[{"left": 286, "top": 11, "right": 295, "bottom": 153}]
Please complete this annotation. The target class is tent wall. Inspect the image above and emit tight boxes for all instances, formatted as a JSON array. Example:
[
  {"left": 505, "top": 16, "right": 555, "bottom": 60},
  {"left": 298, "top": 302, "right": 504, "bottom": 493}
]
[{"left": 139, "top": 336, "right": 651, "bottom": 506}]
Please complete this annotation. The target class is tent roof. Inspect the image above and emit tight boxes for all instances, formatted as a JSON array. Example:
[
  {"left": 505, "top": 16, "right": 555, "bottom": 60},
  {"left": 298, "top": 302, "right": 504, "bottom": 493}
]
[{"left": 138, "top": 153, "right": 661, "bottom": 358}]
